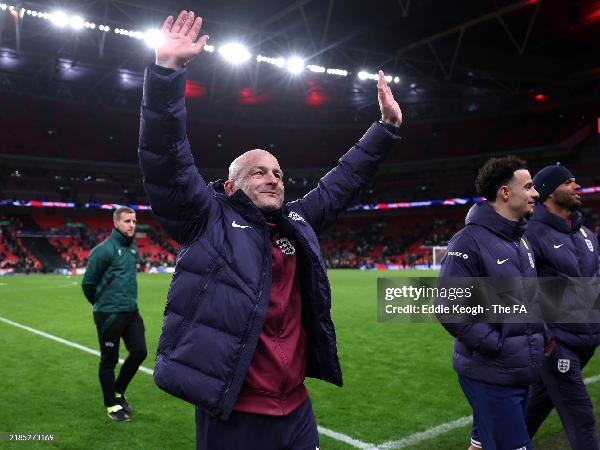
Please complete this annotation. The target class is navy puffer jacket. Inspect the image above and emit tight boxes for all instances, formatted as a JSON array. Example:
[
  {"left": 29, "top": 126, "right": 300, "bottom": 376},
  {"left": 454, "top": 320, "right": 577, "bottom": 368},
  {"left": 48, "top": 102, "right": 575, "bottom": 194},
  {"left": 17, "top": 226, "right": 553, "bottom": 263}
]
[
  {"left": 436, "top": 202, "right": 548, "bottom": 387},
  {"left": 525, "top": 203, "right": 600, "bottom": 351},
  {"left": 138, "top": 64, "right": 399, "bottom": 419}
]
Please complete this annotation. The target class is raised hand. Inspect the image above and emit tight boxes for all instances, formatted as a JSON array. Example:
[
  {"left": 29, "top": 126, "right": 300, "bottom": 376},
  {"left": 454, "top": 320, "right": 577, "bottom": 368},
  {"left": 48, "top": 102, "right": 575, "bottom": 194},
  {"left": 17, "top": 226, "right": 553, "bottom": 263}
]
[
  {"left": 378, "top": 70, "right": 402, "bottom": 127},
  {"left": 155, "top": 10, "right": 209, "bottom": 70}
]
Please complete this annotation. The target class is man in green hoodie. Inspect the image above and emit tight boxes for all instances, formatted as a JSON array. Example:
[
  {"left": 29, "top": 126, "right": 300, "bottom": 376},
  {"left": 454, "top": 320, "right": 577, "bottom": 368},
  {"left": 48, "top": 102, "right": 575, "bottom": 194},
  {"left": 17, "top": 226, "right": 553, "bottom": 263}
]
[{"left": 82, "top": 206, "right": 147, "bottom": 422}]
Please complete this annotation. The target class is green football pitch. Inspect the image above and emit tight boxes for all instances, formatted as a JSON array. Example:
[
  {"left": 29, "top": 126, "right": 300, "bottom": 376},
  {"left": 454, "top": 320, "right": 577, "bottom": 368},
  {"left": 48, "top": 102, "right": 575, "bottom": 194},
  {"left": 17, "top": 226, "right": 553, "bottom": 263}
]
[{"left": 1, "top": 271, "right": 599, "bottom": 449}]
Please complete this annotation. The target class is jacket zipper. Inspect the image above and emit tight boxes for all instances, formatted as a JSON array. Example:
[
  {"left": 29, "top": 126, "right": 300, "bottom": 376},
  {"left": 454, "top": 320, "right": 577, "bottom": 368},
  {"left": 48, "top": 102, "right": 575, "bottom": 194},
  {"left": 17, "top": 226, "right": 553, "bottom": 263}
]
[
  {"left": 517, "top": 239, "right": 536, "bottom": 382},
  {"left": 170, "top": 263, "right": 221, "bottom": 351},
  {"left": 215, "top": 239, "right": 269, "bottom": 419}
]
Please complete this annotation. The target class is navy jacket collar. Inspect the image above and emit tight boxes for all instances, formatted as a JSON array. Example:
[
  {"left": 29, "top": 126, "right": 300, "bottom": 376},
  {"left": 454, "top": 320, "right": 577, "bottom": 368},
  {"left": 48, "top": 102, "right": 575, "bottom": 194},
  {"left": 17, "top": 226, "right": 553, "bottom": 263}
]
[
  {"left": 465, "top": 201, "right": 527, "bottom": 241},
  {"left": 530, "top": 203, "right": 582, "bottom": 234}
]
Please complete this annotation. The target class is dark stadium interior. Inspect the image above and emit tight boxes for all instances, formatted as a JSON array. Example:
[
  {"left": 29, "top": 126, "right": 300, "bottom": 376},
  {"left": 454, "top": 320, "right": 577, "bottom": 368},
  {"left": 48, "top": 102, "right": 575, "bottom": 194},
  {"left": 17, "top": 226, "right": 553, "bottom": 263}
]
[{"left": 1, "top": 0, "right": 600, "bottom": 272}]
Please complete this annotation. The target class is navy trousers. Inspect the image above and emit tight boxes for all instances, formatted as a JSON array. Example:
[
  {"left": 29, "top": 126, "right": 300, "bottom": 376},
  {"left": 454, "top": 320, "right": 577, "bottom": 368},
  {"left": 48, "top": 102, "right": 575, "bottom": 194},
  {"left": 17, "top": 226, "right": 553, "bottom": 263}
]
[
  {"left": 459, "top": 375, "right": 531, "bottom": 450},
  {"left": 526, "top": 342, "right": 598, "bottom": 450},
  {"left": 195, "top": 396, "right": 319, "bottom": 450}
]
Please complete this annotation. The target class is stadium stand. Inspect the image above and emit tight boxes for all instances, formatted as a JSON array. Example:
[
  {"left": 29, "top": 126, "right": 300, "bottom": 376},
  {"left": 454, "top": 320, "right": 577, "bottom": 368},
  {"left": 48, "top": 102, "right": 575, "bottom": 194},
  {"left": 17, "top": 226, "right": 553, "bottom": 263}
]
[{"left": 2, "top": 94, "right": 600, "bottom": 273}]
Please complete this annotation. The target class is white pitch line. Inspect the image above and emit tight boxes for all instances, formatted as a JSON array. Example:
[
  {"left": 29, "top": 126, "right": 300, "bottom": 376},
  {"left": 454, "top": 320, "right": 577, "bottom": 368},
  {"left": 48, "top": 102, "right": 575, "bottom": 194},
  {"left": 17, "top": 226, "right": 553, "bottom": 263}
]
[
  {"left": 376, "top": 416, "right": 472, "bottom": 449},
  {"left": 0, "top": 316, "right": 153, "bottom": 375},
  {"left": 0, "top": 316, "right": 367, "bottom": 447},
  {"left": 317, "top": 427, "right": 378, "bottom": 449},
  {"left": 4, "top": 315, "right": 600, "bottom": 449}
]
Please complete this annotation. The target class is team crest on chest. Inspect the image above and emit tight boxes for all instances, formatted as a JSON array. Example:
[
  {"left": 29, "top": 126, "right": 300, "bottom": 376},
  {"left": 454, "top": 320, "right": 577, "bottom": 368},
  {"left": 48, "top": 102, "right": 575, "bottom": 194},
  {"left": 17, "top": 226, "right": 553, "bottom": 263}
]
[
  {"left": 557, "top": 359, "right": 570, "bottom": 373},
  {"left": 276, "top": 237, "right": 296, "bottom": 255},
  {"left": 585, "top": 239, "right": 594, "bottom": 252}
]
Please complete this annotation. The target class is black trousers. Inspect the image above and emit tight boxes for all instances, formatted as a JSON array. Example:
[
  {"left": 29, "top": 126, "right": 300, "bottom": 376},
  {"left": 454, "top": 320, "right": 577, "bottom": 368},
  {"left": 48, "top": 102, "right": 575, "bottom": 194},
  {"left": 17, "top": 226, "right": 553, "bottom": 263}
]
[
  {"left": 526, "top": 341, "right": 598, "bottom": 450},
  {"left": 93, "top": 310, "right": 147, "bottom": 408}
]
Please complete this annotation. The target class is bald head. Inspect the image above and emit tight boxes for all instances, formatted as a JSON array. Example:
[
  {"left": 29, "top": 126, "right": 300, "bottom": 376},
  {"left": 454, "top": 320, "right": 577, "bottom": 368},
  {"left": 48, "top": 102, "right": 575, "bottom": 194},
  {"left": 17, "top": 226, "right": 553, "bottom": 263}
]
[
  {"left": 228, "top": 150, "right": 275, "bottom": 183},
  {"left": 225, "top": 149, "right": 285, "bottom": 211}
]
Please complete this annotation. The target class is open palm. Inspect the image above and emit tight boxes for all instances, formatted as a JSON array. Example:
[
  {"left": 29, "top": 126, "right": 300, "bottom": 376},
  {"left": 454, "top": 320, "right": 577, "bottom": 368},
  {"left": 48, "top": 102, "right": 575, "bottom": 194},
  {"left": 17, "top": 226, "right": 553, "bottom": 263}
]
[
  {"left": 155, "top": 11, "right": 209, "bottom": 70},
  {"left": 378, "top": 70, "right": 402, "bottom": 126}
]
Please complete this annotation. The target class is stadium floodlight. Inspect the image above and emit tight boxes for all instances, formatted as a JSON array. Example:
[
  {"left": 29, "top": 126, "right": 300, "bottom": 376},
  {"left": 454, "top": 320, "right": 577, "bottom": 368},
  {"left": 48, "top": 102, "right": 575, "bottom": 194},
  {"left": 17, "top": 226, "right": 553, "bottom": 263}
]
[
  {"left": 144, "top": 29, "right": 163, "bottom": 48},
  {"left": 219, "top": 44, "right": 251, "bottom": 63},
  {"left": 307, "top": 65, "right": 325, "bottom": 73},
  {"left": 287, "top": 57, "right": 304, "bottom": 74},
  {"left": 257, "top": 55, "right": 285, "bottom": 67},
  {"left": 327, "top": 68, "right": 348, "bottom": 76},
  {"left": 394, "top": 76, "right": 400, "bottom": 83},
  {"left": 69, "top": 16, "right": 84, "bottom": 29},
  {"left": 0, "top": 5, "right": 6, "bottom": 11},
  {"left": 204, "top": 44, "right": 214, "bottom": 52},
  {"left": 50, "top": 12, "right": 69, "bottom": 27},
  {"left": 358, "top": 71, "right": 394, "bottom": 82}
]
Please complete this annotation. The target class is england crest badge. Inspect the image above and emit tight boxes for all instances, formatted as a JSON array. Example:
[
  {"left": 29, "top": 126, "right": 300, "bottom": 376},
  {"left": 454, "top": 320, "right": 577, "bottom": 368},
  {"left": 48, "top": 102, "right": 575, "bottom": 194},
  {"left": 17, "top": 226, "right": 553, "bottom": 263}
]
[
  {"left": 276, "top": 237, "right": 296, "bottom": 255},
  {"left": 557, "top": 359, "right": 570, "bottom": 373},
  {"left": 585, "top": 239, "right": 594, "bottom": 252}
]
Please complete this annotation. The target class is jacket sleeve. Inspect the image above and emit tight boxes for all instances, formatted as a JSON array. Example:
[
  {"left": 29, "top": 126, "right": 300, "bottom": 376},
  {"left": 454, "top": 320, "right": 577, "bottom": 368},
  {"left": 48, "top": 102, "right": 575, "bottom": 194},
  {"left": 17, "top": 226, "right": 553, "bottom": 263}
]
[
  {"left": 138, "top": 64, "right": 216, "bottom": 245},
  {"left": 82, "top": 244, "right": 111, "bottom": 304},
  {"left": 288, "top": 123, "right": 399, "bottom": 235},
  {"left": 434, "top": 232, "right": 503, "bottom": 356}
]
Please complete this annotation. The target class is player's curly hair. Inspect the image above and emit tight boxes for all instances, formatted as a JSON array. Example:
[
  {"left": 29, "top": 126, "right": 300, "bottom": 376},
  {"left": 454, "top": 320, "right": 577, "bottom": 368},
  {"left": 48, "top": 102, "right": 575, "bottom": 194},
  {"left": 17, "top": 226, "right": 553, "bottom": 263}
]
[{"left": 475, "top": 156, "right": 528, "bottom": 202}]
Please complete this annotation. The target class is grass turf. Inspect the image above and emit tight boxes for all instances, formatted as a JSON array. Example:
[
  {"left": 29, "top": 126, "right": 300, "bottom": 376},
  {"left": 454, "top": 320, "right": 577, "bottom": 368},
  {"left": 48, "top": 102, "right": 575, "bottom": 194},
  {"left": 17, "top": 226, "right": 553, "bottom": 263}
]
[{"left": 0, "top": 271, "right": 599, "bottom": 449}]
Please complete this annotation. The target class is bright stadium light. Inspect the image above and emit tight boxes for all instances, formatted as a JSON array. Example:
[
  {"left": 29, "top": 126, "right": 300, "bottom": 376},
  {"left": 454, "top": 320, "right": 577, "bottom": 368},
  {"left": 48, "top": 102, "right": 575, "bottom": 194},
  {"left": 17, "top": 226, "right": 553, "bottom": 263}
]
[
  {"left": 327, "top": 68, "right": 348, "bottom": 76},
  {"left": 287, "top": 57, "right": 304, "bottom": 73},
  {"left": 69, "top": 16, "right": 84, "bottom": 29},
  {"left": 394, "top": 76, "right": 400, "bottom": 83},
  {"left": 307, "top": 65, "right": 325, "bottom": 73},
  {"left": 358, "top": 71, "right": 396, "bottom": 82},
  {"left": 50, "top": 11, "right": 69, "bottom": 26},
  {"left": 258, "top": 55, "right": 285, "bottom": 67},
  {"left": 204, "top": 44, "right": 214, "bottom": 52},
  {"left": 144, "top": 29, "right": 163, "bottom": 48},
  {"left": 219, "top": 44, "right": 251, "bottom": 63},
  {"left": 358, "top": 71, "right": 377, "bottom": 80}
]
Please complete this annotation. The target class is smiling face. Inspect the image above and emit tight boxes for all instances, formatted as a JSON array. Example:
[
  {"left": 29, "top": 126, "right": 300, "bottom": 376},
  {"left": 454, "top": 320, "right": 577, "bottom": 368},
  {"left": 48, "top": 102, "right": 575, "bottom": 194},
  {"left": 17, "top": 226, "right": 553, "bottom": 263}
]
[
  {"left": 549, "top": 177, "right": 581, "bottom": 210},
  {"left": 225, "top": 150, "right": 285, "bottom": 211},
  {"left": 505, "top": 169, "right": 539, "bottom": 220}
]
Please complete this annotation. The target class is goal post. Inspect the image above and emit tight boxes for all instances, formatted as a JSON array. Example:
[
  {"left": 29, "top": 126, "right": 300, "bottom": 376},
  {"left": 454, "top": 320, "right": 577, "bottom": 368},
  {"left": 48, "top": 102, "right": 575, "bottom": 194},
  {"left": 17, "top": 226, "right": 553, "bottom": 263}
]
[{"left": 432, "top": 246, "right": 447, "bottom": 270}]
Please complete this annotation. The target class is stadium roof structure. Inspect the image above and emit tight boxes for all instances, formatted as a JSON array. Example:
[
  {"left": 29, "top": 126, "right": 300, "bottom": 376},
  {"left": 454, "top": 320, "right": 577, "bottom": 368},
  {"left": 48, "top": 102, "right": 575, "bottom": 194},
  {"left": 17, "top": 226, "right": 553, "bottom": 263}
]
[{"left": 0, "top": 0, "right": 599, "bottom": 125}]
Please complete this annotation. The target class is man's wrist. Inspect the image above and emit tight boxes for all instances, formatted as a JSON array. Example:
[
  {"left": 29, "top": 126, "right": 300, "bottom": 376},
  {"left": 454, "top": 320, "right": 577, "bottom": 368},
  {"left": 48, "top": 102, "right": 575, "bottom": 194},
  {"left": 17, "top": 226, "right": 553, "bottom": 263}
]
[{"left": 378, "top": 119, "right": 400, "bottom": 134}]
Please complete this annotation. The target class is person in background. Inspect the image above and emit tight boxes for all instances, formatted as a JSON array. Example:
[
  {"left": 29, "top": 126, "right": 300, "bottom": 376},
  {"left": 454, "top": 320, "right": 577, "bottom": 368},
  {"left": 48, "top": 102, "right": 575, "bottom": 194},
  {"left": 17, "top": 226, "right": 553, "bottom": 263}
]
[
  {"left": 435, "top": 156, "right": 553, "bottom": 450},
  {"left": 82, "top": 206, "right": 147, "bottom": 422},
  {"left": 525, "top": 164, "right": 600, "bottom": 450}
]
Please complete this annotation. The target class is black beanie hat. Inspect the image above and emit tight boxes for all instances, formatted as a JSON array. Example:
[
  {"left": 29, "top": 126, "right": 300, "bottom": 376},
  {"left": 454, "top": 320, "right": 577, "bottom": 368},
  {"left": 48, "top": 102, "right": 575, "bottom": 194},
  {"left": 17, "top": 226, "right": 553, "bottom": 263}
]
[{"left": 532, "top": 164, "right": 574, "bottom": 203}]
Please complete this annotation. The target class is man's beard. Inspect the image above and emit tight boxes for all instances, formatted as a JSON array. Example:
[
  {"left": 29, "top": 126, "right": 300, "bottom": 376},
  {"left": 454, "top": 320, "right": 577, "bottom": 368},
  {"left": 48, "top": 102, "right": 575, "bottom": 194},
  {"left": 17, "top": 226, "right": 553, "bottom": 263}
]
[{"left": 553, "top": 190, "right": 581, "bottom": 210}]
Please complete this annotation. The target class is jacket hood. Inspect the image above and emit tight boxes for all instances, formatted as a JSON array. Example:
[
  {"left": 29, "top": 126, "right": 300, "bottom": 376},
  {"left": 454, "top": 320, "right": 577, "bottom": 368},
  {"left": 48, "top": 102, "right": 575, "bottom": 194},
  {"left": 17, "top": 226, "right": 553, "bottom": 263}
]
[
  {"left": 530, "top": 203, "right": 582, "bottom": 234},
  {"left": 465, "top": 201, "right": 527, "bottom": 241}
]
